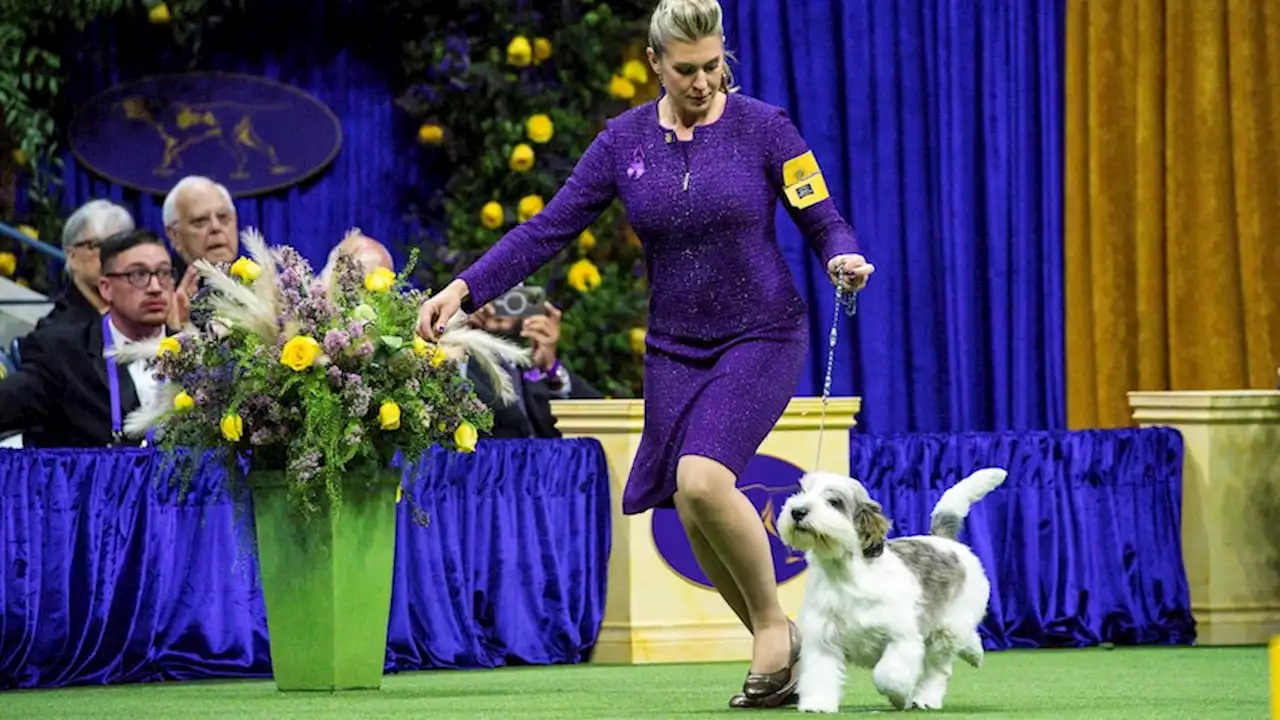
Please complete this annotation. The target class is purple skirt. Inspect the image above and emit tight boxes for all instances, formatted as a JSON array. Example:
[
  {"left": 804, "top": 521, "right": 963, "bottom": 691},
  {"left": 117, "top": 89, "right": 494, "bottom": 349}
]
[{"left": 621, "top": 314, "right": 809, "bottom": 515}]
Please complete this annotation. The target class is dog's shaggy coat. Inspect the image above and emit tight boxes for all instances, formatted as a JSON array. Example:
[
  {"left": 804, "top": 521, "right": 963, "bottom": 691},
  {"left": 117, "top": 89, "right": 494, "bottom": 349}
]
[{"left": 777, "top": 468, "right": 1007, "bottom": 712}]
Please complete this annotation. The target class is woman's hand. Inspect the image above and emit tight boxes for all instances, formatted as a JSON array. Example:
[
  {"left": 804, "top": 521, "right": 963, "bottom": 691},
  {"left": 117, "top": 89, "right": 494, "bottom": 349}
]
[
  {"left": 827, "top": 253, "right": 875, "bottom": 292},
  {"left": 416, "top": 279, "right": 469, "bottom": 341}
]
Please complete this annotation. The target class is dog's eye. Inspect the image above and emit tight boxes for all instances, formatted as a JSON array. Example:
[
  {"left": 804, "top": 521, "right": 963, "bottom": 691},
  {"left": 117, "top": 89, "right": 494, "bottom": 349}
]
[{"left": 827, "top": 496, "right": 845, "bottom": 511}]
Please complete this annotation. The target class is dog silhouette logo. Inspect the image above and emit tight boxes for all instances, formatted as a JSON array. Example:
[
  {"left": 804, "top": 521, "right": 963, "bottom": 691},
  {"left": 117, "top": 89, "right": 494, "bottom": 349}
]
[
  {"left": 68, "top": 72, "right": 342, "bottom": 197},
  {"left": 652, "top": 453, "right": 808, "bottom": 588}
]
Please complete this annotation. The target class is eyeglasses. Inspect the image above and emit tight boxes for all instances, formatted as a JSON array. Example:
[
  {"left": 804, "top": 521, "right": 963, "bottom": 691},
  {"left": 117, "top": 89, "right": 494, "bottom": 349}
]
[
  {"left": 72, "top": 239, "right": 103, "bottom": 252},
  {"left": 104, "top": 267, "right": 177, "bottom": 289}
]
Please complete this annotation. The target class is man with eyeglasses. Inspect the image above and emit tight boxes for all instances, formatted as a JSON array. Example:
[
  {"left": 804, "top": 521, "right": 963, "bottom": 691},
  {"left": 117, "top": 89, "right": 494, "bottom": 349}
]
[
  {"left": 25, "top": 199, "right": 135, "bottom": 336},
  {"left": 0, "top": 228, "right": 176, "bottom": 447}
]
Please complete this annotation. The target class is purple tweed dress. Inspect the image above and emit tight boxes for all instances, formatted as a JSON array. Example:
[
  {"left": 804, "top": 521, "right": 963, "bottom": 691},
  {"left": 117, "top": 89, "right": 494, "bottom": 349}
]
[{"left": 458, "top": 93, "right": 861, "bottom": 515}]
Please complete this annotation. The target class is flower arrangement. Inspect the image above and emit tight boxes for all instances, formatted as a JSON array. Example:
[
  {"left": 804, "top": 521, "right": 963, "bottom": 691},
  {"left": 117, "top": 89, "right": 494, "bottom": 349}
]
[{"left": 115, "top": 228, "right": 528, "bottom": 519}]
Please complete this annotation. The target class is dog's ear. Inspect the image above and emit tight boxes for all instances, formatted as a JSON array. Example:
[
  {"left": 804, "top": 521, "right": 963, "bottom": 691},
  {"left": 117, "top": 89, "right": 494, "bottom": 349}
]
[{"left": 853, "top": 500, "right": 891, "bottom": 558}]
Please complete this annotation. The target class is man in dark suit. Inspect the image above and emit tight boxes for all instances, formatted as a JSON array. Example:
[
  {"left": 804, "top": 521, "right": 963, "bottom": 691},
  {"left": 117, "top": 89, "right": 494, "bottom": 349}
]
[
  {"left": 0, "top": 228, "right": 176, "bottom": 447},
  {"left": 462, "top": 298, "right": 601, "bottom": 439},
  {"left": 16, "top": 199, "right": 134, "bottom": 355}
]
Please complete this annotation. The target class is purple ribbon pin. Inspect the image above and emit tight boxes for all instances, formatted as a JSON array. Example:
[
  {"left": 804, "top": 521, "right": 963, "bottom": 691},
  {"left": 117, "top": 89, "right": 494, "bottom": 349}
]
[{"left": 627, "top": 146, "right": 646, "bottom": 179}]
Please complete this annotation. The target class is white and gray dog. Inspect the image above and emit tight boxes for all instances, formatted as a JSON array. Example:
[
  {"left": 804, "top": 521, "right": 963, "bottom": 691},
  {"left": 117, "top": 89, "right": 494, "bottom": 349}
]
[{"left": 777, "top": 467, "right": 1007, "bottom": 713}]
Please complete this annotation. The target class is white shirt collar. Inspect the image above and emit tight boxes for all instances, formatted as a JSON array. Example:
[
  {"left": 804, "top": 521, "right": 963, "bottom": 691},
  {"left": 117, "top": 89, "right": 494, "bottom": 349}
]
[{"left": 107, "top": 317, "right": 164, "bottom": 350}]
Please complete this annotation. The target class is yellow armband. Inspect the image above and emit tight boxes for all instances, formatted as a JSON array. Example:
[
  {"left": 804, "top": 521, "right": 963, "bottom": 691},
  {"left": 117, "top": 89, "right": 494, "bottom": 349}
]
[{"left": 782, "top": 150, "right": 830, "bottom": 209}]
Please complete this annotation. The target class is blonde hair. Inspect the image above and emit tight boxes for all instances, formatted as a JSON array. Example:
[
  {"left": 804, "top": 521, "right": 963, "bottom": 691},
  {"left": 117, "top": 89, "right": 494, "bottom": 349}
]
[{"left": 647, "top": 0, "right": 738, "bottom": 93}]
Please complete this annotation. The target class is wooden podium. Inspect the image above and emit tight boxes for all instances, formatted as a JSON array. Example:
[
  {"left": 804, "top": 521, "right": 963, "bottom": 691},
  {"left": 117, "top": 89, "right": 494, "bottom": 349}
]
[
  {"left": 1129, "top": 390, "right": 1280, "bottom": 646},
  {"left": 551, "top": 396, "right": 860, "bottom": 664}
]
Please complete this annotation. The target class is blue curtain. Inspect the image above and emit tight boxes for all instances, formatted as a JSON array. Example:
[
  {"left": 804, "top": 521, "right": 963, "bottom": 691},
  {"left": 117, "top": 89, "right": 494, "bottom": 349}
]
[
  {"left": 0, "top": 439, "right": 611, "bottom": 690},
  {"left": 849, "top": 427, "right": 1195, "bottom": 649},
  {"left": 37, "top": 2, "right": 434, "bottom": 270},
  {"left": 721, "top": 0, "right": 1066, "bottom": 433}
]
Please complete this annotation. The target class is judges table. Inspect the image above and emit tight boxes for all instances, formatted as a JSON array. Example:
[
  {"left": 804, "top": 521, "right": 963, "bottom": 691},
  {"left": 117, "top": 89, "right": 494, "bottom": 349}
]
[
  {"left": 1129, "top": 390, "right": 1280, "bottom": 646},
  {"left": 551, "top": 396, "right": 859, "bottom": 664}
]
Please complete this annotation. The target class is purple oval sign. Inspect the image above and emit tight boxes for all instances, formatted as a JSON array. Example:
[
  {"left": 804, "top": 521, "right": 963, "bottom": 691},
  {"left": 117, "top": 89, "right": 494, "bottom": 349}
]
[
  {"left": 652, "top": 454, "right": 808, "bottom": 589},
  {"left": 68, "top": 72, "right": 342, "bottom": 197}
]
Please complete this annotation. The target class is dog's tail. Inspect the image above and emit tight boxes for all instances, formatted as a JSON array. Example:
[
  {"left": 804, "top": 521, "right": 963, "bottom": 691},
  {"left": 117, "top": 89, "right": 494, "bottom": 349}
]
[{"left": 929, "top": 467, "right": 1007, "bottom": 541}]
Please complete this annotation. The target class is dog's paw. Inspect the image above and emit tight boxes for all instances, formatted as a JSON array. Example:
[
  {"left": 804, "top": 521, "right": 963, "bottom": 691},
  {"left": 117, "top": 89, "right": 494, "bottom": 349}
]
[
  {"left": 796, "top": 699, "right": 841, "bottom": 714},
  {"left": 909, "top": 693, "right": 944, "bottom": 711}
]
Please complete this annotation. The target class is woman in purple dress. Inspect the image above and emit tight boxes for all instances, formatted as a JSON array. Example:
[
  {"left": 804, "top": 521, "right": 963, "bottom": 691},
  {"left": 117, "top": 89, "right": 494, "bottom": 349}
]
[{"left": 418, "top": 0, "right": 874, "bottom": 707}]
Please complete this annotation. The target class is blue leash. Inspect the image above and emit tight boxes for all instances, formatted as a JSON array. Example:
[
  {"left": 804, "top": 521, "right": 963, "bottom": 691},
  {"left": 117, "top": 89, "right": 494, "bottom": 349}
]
[{"left": 814, "top": 270, "right": 860, "bottom": 468}]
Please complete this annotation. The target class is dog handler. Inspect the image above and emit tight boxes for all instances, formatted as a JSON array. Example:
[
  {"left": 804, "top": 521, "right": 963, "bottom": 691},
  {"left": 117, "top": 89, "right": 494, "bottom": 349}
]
[{"left": 416, "top": 0, "right": 874, "bottom": 707}]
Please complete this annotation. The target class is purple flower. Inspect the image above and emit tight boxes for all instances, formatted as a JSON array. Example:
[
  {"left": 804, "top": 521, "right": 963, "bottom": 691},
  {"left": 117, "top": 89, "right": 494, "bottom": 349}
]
[
  {"left": 355, "top": 341, "right": 374, "bottom": 359},
  {"left": 323, "top": 329, "right": 350, "bottom": 356},
  {"left": 327, "top": 366, "right": 344, "bottom": 387},
  {"left": 342, "top": 373, "right": 372, "bottom": 417},
  {"left": 288, "top": 449, "right": 322, "bottom": 482}
]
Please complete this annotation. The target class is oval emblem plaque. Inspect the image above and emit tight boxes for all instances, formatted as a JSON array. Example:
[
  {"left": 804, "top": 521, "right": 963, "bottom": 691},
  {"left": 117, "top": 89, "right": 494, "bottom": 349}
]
[
  {"left": 68, "top": 72, "right": 342, "bottom": 197},
  {"left": 652, "top": 454, "right": 809, "bottom": 589}
]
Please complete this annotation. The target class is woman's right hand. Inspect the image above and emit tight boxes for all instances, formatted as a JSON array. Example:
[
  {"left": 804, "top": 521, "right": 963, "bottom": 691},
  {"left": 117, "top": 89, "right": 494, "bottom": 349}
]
[{"left": 416, "top": 280, "right": 468, "bottom": 341}]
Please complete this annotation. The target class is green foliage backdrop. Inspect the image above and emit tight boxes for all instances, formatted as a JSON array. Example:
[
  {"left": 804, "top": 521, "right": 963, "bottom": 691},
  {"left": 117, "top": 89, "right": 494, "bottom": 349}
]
[{"left": 0, "top": 0, "right": 654, "bottom": 396}]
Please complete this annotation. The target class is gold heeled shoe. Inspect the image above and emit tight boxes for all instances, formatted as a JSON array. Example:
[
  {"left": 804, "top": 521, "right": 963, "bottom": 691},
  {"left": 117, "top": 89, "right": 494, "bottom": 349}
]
[{"left": 728, "top": 620, "right": 801, "bottom": 709}]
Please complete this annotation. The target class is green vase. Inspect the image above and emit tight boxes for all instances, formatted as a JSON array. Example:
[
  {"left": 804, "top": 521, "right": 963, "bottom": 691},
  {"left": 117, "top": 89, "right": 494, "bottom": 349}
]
[{"left": 249, "top": 467, "right": 399, "bottom": 692}]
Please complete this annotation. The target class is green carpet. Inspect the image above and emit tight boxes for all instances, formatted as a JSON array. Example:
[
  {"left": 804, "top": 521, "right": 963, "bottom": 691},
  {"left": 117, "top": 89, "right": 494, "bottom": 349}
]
[{"left": 0, "top": 647, "right": 1267, "bottom": 719}]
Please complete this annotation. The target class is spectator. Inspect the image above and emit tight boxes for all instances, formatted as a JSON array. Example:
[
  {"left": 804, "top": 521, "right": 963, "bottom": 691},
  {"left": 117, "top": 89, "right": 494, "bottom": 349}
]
[
  {"left": 316, "top": 230, "right": 394, "bottom": 288},
  {"left": 0, "top": 228, "right": 176, "bottom": 447},
  {"left": 27, "top": 199, "right": 133, "bottom": 335},
  {"left": 162, "top": 175, "right": 238, "bottom": 328},
  {"left": 461, "top": 293, "right": 601, "bottom": 439}
]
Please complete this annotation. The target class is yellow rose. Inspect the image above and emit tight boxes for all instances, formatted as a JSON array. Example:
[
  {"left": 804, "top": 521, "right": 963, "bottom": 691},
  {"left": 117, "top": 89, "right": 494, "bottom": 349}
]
[
  {"left": 509, "top": 143, "right": 535, "bottom": 172},
  {"left": 517, "top": 194, "right": 544, "bottom": 223},
  {"left": 526, "top": 114, "right": 554, "bottom": 144},
  {"left": 363, "top": 267, "right": 396, "bottom": 293},
  {"left": 507, "top": 36, "right": 532, "bottom": 67},
  {"left": 16, "top": 225, "right": 38, "bottom": 240},
  {"left": 480, "top": 201, "right": 504, "bottom": 229},
  {"left": 412, "top": 336, "right": 430, "bottom": 358},
  {"left": 629, "top": 327, "right": 647, "bottom": 355},
  {"left": 174, "top": 391, "right": 195, "bottom": 411},
  {"left": 533, "top": 37, "right": 552, "bottom": 63},
  {"left": 609, "top": 75, "right": 636, "bottom": 100},
  {"left": 148, "top": 2, "right": 170, "bottom": 24},
  {"left": 567, "top": 258, "right": 602, "bottom": 293},
  {"left": 577, "top": 230, "right": 596, "bottom": 253},
  {"left": 0, "top": 252, "right": 15, "bottom": 278},
  {"left": 10, "top": 148, "right": 26, "bottom": 166},
  {"left": 430, "top": 346, "right": 448, "bottom": 369},
  {"left": 454, "top": 421, "right": 478, "bottom": 453},
  {"left": 280, "top": 336, "right": 321, "bottom": 372},
  {"left": 418, "top": 123, "right": 444, "bottom": 145},
  {"left": 622, "top": 59, "right": 649, "bottom": 85},
  {"left": 229, "top": 257, "right": 262, "bottom": 283},
  {"left": 379, "top": 401, "right": 402, "bottom": 431},
  {"left": 15, "top": 278, "right": 28, "bottom": 288},
  {"left": 220, "top": 413, "right": 243, "bottom": 442},
  {"left": 157, "top": 336, "right": 181, "bottom": 357}
]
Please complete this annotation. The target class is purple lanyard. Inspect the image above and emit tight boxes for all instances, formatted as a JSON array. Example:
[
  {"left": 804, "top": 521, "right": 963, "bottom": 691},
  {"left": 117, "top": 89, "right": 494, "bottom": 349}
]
[{"left": 102, "top": 313, "right": 156, "bottom": 447}]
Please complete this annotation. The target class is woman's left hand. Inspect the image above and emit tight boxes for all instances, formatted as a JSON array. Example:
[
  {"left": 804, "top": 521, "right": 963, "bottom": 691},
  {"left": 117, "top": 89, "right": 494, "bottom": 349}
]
[{"left": 827, "top": 253, "right": 875, "bottom": 292}]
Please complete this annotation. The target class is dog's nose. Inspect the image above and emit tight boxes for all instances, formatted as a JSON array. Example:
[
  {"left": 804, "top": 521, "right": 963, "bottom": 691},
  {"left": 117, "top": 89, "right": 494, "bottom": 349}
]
[{"left": 790, "top": 507, "right": 808, "bottom": 523}]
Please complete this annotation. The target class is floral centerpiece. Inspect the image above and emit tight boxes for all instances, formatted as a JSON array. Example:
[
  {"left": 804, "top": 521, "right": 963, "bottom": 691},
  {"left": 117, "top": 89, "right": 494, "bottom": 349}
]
[
  {"left": 119, "top": 228, "right": 526, "bottom": 515},
  {"left": 113, "top": 228, "right": 528, "bottom": 692}
]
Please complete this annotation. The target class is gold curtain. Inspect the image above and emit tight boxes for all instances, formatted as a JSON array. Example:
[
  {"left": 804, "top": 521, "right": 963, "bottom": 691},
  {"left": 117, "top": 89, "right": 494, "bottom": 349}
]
[{"left": 1066, "top": 0, "right": 1280, "bottom": 428}]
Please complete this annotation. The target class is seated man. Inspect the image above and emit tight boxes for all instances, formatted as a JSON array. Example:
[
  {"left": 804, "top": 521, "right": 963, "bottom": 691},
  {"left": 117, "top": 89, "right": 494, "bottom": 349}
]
[
  {"left": 461, "top": 289, "right": 602, "bottom": 439},
  {"left": 27, "top": 199, "right": 134, "bottom": 335},
  {"left": 316, "top": 229, "right": 394, "bottom": 287},
  {"left": 0, "top": 229, "right": 175, "bottom": 447}
]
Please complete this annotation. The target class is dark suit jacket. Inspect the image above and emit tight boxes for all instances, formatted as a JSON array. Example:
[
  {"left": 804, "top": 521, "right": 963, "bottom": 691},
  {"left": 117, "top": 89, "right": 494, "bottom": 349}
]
[
  {"left": 16, "top": 283, "right": 101, "bottom": 359},
  {"left": 465, "top": 361, "right": 602, "bottom": 439},
  {"left": 0, "top": 318, "right": 145, "bottom": 448}
]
